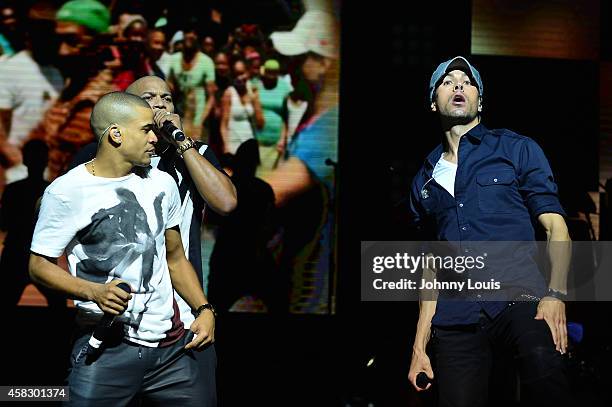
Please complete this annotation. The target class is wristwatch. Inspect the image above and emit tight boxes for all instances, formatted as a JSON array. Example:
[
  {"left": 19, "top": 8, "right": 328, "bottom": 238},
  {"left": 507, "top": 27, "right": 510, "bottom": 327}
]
[
  {"left": 546, "top": 288, "right": 567, "bottom": 301},
  {"left": 193, "top": 303, "right": 216, "bottom": 318},
  {"left": 177, "top": 137, "right": 196, "bottom": 156}
]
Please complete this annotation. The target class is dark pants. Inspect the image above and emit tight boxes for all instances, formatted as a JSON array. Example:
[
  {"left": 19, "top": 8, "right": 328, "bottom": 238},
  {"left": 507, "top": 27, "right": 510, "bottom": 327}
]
[
  {"left": 65, "top": 327, "right": 216, "bottom": 406},
  {"left": 194, "top": 339, "right": 218, "bottom": 406},
  {"left": 431, "top": 302, "right": 574, "bottom": 407}
]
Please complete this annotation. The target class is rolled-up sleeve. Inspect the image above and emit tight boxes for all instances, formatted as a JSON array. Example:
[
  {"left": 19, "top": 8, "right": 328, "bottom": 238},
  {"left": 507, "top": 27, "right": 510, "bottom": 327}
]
[{"left": 518, "top": 138, "right": 566, "bottom": 219}]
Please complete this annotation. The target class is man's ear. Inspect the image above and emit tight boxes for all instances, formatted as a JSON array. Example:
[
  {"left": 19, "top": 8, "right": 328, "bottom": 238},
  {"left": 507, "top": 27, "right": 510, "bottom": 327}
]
[
  {"left": 109, "top": 125, "right": 122, "bottom": 145},
  {"left": 431, "top": 102, "right": 437, "bottom": 112}
]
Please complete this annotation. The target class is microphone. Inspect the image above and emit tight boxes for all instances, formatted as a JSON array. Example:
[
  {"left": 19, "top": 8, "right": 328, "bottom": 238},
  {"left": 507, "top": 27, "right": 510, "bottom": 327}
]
[
  {"left": 84, "top": 282, "right": 131, "bottom": 364},
  {"left": 161, "top": 121, "right": 185, "bottom": 142},
  {"left": 416, "top": 372, "right": 433, "bottom": 389}
]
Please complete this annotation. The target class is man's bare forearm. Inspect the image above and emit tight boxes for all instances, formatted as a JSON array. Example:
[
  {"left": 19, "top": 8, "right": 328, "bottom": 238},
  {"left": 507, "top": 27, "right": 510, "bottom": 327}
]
[
  {"left": 29, "top": 253, "right": 97, "bottom": 301},
  {"left": 539, "top": 213, "right": 571, "bottom": 293},
  {"left": 168, "top": 256, "right": 208, "bottom": 310},
  {"left": 164, "top": 229, "right": 208, "bottom": 309},
  {"left": 414, "top": 261, "right": 438, "bottom": 351},
  {"left": 181, "top": 148, "right": 237, "bottom": 214},
  {"left": 414, "top": 300, "right": 437, "bottom": 352},
  {"left": 547, "top": 241, "right": 571, "bottom": 293}
]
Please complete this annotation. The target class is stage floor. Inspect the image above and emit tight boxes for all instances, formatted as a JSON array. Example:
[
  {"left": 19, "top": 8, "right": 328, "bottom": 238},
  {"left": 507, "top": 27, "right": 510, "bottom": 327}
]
[{"left": 2, "top": 305, "right": 611, "bottom": 406}]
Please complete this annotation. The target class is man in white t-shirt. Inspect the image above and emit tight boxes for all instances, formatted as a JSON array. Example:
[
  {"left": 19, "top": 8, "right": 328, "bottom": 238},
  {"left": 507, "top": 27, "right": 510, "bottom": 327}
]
[
  {"left": 69, "top": 75, "right": 237, "bottom": 406},
  {"left": 29, "top": 92, "right": 215, "bottom": 405}
]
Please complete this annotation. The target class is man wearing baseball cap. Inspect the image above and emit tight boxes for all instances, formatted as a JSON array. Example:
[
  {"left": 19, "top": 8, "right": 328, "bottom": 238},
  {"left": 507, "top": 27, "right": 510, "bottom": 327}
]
[{"left": 406, "top": 56, "right": 574, "bottom": 406}]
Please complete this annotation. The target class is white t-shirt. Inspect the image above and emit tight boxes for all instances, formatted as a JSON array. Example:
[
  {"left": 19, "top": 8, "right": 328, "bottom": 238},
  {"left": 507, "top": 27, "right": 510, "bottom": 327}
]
[
  {"left": 0, "top": 50, "right": 63, "bottom": 147},
  {"left": 31, "top": 165, "right": 183, "bottom": 347},
  {"left": 432, "top": 153, "right": 457, "bottom": 197}
]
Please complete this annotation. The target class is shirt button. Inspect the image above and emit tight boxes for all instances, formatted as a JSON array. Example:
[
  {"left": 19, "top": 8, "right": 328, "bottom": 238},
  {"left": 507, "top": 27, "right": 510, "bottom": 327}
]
[
  {"left": 461, "top": 226, "right": 467, "bottom": 231},
  {"left": 458, "top": 203, "right": 464, "bottom": 207},
  {"left": 493, "top": 178, "right": 498, "bottom": 182}
]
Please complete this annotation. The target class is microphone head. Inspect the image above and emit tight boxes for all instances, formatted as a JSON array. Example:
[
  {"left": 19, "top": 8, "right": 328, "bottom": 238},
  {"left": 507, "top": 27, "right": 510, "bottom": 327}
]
[
  {"left": 116, "top": 282, "right": 131, "bottom": 294},
  {"left": 416, "top": 372, "right": 432, "bottom": 389},
  {"left": 162, "top": 121, "right": 186, "bottom": 142}
]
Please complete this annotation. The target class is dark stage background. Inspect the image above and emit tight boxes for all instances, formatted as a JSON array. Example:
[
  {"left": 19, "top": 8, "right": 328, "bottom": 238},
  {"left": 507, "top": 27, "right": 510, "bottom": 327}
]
[{"left": 3, "top": 1, "right": 612, "bottom": 406}]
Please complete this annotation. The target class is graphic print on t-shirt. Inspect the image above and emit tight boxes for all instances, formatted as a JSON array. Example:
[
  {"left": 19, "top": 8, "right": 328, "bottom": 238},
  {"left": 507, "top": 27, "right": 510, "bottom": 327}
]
[
  {"left": 31, "top": 165, "right": 185, "bottom": 345},
  {"left": 75, "top": 187, "right": 165, "bottom": 308}
]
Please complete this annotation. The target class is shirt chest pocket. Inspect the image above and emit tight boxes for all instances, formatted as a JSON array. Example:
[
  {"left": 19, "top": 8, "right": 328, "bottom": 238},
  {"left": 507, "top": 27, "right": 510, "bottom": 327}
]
[{"left": 476, "top": 171, "right": 517, "bottom": 213}]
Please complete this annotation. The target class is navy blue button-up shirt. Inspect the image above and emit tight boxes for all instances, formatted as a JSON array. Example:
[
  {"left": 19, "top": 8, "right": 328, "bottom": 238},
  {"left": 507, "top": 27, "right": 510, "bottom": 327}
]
[{"left": 408, "top": 123, "right": 566, "bottom": 326}]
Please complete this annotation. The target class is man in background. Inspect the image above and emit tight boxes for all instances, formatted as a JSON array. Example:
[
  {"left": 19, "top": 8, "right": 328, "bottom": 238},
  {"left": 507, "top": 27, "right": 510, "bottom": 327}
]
[
  {"left": 27, "top": 0, "right": 118, "bottom": 180},
  {"left": 0, "top": 1, "right": 63, "bottom": 184}
]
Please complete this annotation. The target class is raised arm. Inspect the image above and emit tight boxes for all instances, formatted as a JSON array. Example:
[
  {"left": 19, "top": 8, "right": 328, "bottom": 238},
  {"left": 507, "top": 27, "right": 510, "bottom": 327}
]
[
  {"left": 181, "top": 145, "right": 237, "bottom": 215},
  {"left": 153, "top": 109, "right": 237, "bottom": 215}
]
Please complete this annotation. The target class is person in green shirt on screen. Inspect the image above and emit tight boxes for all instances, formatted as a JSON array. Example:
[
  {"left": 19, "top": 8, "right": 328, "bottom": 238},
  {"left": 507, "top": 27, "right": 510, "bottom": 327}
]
[
  {"left": 167, "top": 25, "right": 216, "bottom": 143},
  {"left": 250, "top": 59, "right": 293, "bottom": 176}
]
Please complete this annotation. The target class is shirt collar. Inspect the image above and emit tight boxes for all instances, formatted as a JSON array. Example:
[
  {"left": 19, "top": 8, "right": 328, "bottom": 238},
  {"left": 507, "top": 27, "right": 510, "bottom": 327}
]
[
  {"left": 424, "top": 122, "right": 489, "bottom": 169},
  {"left": 424, "top": 144, "right": 444, "bottom": 170},
  {"left": 466, "top": 122, "right": 488, "bottom": 143}
]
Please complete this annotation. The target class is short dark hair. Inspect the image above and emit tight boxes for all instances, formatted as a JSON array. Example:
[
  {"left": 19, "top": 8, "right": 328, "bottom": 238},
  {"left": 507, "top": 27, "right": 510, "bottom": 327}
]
[{"left": 90, "top": 91, "right": 151, "bottom": 141}]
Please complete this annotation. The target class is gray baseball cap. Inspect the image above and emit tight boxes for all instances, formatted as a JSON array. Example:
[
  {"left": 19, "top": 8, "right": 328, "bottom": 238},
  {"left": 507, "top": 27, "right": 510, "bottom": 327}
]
[{"left": 429, "top": 56, "right": 483, "bottom": 103}]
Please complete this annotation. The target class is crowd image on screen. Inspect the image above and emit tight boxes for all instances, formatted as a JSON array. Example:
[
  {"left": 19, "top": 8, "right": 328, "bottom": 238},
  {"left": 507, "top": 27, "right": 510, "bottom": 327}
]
[{"left": 0, "top": 0, "right": 340, "bottom": 314}]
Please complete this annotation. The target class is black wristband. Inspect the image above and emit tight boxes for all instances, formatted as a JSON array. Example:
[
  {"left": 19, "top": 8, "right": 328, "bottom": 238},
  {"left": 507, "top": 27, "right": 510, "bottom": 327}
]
[{"left": 193, "top": 303, "right": 216, "bottom": 318}]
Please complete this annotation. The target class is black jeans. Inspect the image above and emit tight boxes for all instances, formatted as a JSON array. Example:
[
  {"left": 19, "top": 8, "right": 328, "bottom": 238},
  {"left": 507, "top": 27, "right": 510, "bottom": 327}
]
[
  {"left": 431, "top": 302, "right": 574, "bottom": 407},
  {"left": 65, "top": 328, "right": 215, "bottom": 406}
]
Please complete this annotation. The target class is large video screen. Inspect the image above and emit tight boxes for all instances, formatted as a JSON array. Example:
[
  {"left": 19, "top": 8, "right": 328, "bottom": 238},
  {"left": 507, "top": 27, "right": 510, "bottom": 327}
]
[{"left": 0, "top": 0, "right": 339, "bottom": 314}]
